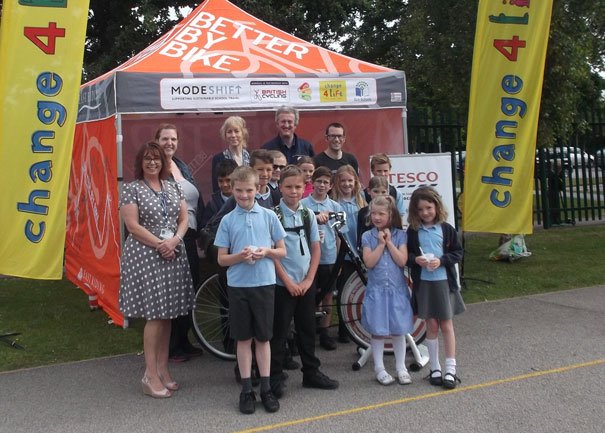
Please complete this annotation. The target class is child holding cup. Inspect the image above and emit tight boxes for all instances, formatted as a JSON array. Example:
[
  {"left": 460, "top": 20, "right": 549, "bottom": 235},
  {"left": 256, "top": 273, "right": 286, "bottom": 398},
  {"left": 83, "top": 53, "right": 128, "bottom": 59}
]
[{"left": 406, "top": 186, "right": 465, "bottom": 390}]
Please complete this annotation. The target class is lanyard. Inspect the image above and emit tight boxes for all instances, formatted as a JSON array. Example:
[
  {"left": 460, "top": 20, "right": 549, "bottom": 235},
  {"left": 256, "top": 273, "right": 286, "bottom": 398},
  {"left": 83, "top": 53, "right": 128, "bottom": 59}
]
[{"left": 144, "top": 180, "right": 169, "bottom": 227}]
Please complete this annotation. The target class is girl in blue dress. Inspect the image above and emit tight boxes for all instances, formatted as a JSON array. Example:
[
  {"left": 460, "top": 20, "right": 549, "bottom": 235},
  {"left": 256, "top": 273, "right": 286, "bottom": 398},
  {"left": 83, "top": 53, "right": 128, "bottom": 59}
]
[{"left": 361, "top": 196, "right": 414, "bottom": 386}]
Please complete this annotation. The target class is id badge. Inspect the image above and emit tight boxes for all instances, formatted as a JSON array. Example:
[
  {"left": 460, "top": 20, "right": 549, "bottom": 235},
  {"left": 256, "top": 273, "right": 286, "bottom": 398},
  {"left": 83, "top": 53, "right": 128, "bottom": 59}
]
[{"left": 159, "top": 228, "right": 174, "bottom": 240}]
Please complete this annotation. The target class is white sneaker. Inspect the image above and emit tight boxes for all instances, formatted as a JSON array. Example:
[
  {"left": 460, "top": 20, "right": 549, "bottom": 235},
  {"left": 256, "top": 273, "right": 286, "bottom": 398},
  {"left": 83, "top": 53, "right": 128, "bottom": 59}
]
[
  {"left": 376, "top": 370, "right": 395, "bottom": 386},
  {"left": 397, "top": 370, "right": 412, "bottom": 385}
]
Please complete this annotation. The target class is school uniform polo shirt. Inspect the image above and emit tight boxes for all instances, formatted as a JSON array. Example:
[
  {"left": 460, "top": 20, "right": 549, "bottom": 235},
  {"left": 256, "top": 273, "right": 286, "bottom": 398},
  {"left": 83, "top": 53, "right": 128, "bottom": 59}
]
[
  {"left": 214, "top": 202, "right": 286, "bottom": 287},
  {"left": 301, "top": 195, "right": 342, "bottom": 265},
  {"left": 418, "top": 223, "right": 447, "bottom": 281},
  {"left": 275, "top": 200, "right": 319, "bottom": 286}
]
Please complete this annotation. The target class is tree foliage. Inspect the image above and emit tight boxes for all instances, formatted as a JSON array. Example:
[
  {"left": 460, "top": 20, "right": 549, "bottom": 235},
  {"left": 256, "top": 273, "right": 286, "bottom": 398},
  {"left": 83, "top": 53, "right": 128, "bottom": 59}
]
[
  {"left": 342, "top": 0, "right": 605, "bottom": 148},
  {"left": 537, "top": 0, "right": 605, "bottom": 147},
  {"left": 83, "top": 0, "right": 362, "bottom": 81},
  {"left": 84, "top": 0, "right": 196, "bottom": 80},
  {"left": 2, "top": 0, "right": 601, "bottom": 148}
]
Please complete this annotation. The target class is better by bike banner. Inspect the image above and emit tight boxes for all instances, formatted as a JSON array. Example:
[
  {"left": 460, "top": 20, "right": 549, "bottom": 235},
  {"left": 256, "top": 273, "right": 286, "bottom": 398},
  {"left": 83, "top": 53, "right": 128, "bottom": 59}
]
[
  {"left": 463, "top": 0, "right": 553, "bottom": 234},
  {"left": 0, "top": 0, "right": 90, "bottom": 279}
]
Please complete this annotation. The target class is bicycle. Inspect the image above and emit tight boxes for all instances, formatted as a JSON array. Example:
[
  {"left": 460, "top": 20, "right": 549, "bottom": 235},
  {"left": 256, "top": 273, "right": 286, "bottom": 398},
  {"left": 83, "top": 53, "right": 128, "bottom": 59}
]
[{"left": 190, "top": 212, "right": 428, "bottom": 370}]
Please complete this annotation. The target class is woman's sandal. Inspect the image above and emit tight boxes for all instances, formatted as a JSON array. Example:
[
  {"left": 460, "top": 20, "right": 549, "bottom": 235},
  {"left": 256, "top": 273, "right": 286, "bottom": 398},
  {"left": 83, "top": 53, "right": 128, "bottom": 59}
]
[
  {"left": 159, "top": 374, "right": 179, "bottom": 391},
  {"left": 442, "top": 372, "right": 461, "bottom": 390},
  {"left": 141, "top": 376, "right": 172, "bottom": 398}
]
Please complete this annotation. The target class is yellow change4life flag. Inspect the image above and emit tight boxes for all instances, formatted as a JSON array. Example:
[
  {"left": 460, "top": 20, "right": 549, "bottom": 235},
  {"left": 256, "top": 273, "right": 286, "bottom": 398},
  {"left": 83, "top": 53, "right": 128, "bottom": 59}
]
[
  {"left": 0, "top": 0, "right": 90, "bottom": 279},
  {"left": 463, "top": 0, "right": 553, "bottom": 234}
]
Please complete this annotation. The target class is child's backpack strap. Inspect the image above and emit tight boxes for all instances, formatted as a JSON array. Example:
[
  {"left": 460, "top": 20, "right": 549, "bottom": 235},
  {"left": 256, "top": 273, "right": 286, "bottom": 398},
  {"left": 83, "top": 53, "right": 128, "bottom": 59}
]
[{"left": 274, "top": 205, "right": 313, "bottom": 255}]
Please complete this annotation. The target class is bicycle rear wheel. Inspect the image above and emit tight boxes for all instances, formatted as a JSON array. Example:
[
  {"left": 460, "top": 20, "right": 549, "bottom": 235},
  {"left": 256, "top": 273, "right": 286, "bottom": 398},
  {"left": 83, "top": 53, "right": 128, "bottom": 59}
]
[
  {"left": 190, "top": 273, "right": 236, "bottom": 361},
  {"left": 337, "top": 271, "right": 426, "bottom": 351}
]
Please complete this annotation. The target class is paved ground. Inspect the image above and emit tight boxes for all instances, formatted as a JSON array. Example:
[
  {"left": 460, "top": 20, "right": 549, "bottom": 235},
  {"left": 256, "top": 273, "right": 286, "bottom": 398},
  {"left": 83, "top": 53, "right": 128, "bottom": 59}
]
[{"left": 1, "top": 285, "right": 604, "bottom": 433}]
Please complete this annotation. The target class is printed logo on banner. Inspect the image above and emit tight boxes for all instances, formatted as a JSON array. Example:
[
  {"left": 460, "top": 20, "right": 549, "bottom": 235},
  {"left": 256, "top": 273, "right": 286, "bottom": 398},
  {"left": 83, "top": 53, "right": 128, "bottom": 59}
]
[
  {"left": 68, "top": 134, "right": 117, "bottom": 261},
  {"left": 250, "top": 80, "right": 290, "bottom": 103},
  {"left": 390, "top": 92, "right": 403, "bottom": 103},
  {"left": 319, "top": 80, "right": 347, "bottom": 103},
  {"left": 160, "top": 78, "right": 245, "bottom": 109},
  {"left": 77, "top": 266, "right": 106, "bottom": 296},
  {"left": 354, "top": 81, "right": 373, "bottom": 102},
  {"left": 298, "top": 82, "right": 312, "bottom": 101},
  {"left": 392, "top": 170, "right": 440, "bottom": 189}
]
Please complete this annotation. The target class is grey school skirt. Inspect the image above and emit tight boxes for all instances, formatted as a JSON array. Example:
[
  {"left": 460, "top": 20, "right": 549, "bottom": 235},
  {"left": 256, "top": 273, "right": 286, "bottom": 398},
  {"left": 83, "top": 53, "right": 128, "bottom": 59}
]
[{"left": 416, "top": 280, "right": 466, "bottom": 320}]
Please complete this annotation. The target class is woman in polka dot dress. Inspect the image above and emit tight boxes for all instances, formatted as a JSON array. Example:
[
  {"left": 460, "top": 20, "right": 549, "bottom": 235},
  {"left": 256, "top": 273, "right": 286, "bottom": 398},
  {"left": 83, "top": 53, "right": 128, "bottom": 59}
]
[{"left": 119, "top": 141, "right": 194, "bottom": 398}]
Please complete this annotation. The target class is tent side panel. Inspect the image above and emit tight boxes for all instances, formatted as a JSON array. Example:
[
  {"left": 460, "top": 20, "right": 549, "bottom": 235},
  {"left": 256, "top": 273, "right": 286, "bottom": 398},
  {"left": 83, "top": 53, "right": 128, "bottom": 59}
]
[
  {"left": 77, "top": 75, "right": 117, "bottom": 123},
  {"left": 65, "top": 119, "right": 123, "bottom": 326}
]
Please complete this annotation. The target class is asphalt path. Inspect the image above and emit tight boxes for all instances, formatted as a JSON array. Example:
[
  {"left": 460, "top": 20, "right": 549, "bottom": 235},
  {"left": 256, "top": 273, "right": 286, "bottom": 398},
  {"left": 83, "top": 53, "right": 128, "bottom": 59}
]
[{"left": 1, "top": 285, "right": 604, "bottom": 433}]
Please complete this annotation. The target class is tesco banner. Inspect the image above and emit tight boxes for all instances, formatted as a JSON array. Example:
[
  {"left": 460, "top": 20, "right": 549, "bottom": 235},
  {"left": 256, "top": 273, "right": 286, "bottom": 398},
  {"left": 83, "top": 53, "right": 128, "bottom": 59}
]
[{"left": 386, "top": 153, "right": 456, "bottom": 227}]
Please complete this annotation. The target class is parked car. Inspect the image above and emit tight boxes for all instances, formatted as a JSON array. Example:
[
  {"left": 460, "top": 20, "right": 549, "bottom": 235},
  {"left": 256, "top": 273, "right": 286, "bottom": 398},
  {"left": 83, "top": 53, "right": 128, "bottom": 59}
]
[
  {"left": 537, "top": 147, "right": 593, "bottom": 169},
  {"left": 535, "top": 148, "right": 570, "bottom": 172},
  {"left": 562, "top": 146, "right": 594, "bottom": 168},
  {"left": 455, "top": 150, "right": 466, "bottom": 173},
  {"left": 596, "top": 148, "right": 605, "bottom": 169}
]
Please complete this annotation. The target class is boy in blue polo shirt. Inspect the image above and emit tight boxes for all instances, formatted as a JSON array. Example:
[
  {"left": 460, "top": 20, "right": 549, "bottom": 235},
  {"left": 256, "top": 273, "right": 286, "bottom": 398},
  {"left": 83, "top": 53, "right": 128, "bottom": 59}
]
[
  {"left": 214, "top": 166, "right": 287, "bottom": 414},
  {"left": 301, "top": 166, "right": 343, "bottom": 350},
  {"left": 270, "top": 165, "right": 339, "bottom": 399}
]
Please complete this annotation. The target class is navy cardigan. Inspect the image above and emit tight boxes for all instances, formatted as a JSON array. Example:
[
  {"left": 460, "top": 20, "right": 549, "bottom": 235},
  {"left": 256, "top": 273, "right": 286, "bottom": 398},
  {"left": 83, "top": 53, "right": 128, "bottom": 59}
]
[{"left": 406, "top": 222, "right": 463, "bottom": 292}]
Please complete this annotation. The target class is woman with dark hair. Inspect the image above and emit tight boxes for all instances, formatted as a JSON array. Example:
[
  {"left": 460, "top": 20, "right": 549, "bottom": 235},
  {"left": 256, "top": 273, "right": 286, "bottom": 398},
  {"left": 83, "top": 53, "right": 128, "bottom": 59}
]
[
  {"left": 119, "top": 141, "right": 194, "bottom": 398},
  {"left": 155, "top": 123, "right": 205, "bottom": 361}
]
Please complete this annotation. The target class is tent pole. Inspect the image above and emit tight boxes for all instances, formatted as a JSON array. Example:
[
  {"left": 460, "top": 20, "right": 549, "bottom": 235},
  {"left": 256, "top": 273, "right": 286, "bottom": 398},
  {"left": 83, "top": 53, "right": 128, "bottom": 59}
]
[
  {"left": 115, "top": 113, "right": 127, "bottom": 328},
  {"left": 116, "top": 113, "right": 124, "bottom": 244},
  {"left": 402, "top": 107, "right": 409, "bottom": 154}
]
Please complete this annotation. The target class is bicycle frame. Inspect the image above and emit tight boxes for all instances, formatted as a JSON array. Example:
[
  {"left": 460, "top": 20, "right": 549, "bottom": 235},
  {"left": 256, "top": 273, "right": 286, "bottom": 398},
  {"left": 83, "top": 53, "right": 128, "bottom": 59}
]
[{"left": 323, "top": 211, "right": 366, "bottom": 287}]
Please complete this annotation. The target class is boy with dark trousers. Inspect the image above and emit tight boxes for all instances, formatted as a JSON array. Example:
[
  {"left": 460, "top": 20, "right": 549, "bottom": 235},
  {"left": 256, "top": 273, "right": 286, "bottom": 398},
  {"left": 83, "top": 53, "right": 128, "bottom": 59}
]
[{"left": 270, "top": 165, "right": 339, "bottom": 398}]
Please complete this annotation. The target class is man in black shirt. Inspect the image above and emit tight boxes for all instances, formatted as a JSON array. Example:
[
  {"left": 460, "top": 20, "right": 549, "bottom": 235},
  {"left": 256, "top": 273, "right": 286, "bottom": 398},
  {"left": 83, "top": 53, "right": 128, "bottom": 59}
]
[{"left": 313, "top": 123, "right": 359, "bottom": 175}]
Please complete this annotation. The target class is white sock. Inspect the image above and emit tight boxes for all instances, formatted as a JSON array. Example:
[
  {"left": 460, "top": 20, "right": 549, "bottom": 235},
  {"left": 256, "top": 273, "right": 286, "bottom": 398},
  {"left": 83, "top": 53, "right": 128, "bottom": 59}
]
[
  {"left": 445, "top": 357, "right": 457, "bottom": 376},
  {"left": 391, "top": 335, "right": 407, "bottom": 373},
  {"left": 425, "top": 338, "right": 441, "bottom": 373},
  {"left": 371, "top": 338, "right": 385, "bottom": 374}
]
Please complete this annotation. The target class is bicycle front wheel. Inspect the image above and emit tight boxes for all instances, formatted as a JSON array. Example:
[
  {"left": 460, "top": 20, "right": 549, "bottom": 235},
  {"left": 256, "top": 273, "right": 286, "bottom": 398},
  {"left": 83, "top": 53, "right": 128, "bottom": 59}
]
[
  {"left": 337, "top": 271, "right": 371, "bottom": 348},
  {"left": 190, "top": 273, "right": 236, "bottom": 361}
]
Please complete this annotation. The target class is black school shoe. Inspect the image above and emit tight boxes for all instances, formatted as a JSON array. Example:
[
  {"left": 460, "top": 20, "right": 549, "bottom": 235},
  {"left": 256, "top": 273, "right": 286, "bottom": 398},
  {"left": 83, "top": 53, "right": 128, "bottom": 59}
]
[
  {"left": 442, "top": 372, "right": 461, "bottom": 390},
  {"left": 302, "top": 370, "right": 339, "bottom": 390},
  {"left": 239, "top": 391, "right": 256, "bottom": 414},
  {"left": 426, "top": 369, "right": 443, "bottom": 386},
  {"left": 260, "top": 390, "right": 280, "bottom": 413}
]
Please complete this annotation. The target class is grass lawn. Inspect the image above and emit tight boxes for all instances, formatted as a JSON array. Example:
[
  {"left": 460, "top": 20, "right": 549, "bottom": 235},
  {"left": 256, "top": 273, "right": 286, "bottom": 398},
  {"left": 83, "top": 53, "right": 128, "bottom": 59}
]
[
  {"left": 1, "top": 223, "right": 604, "bottom": 372},
  {"left": 0, "top": 278, "right": 143, "bottom": 372},
  {"left": 461, "top": 224, "right": 605, "bottom": 303}
]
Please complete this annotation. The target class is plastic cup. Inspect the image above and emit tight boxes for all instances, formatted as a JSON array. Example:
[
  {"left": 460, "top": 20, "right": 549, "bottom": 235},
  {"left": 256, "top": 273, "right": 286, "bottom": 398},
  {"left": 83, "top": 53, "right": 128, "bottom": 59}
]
[
  {"left": 247, "top": 245, "right": 257, "bottom": 264},
  {"left": 424, "top": 253, "right": 435, "bottom": 271}
]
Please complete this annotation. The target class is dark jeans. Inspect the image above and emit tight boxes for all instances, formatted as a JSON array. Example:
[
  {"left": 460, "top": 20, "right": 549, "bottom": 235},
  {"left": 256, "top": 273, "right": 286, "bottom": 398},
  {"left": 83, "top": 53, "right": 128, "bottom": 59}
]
[{"left": 270, "top": 284, "right": 321, "bottom": 376}]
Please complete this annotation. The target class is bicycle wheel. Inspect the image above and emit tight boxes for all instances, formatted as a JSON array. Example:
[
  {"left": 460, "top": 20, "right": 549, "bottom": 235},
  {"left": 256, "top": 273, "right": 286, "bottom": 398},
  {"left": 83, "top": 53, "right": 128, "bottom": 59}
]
[
  {"left": 337, "top": 271, "right": 427, "bottom": 351},
  {"left": 190, "top": 273, "right": 236, "bottom": 361}
]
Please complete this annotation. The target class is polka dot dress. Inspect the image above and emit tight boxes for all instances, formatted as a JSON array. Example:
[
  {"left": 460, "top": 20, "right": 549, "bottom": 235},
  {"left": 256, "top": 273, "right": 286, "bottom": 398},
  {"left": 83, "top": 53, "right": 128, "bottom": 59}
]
[{"left": 118, "top": 180, "right": 194, "bottom": 320}]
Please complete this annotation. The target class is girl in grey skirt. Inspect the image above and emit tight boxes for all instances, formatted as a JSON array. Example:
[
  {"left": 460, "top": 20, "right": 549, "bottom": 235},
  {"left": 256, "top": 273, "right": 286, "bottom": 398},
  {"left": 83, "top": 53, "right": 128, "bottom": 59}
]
[{"left": 406, "top": 186, "right": 465, "bottom": 390}]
